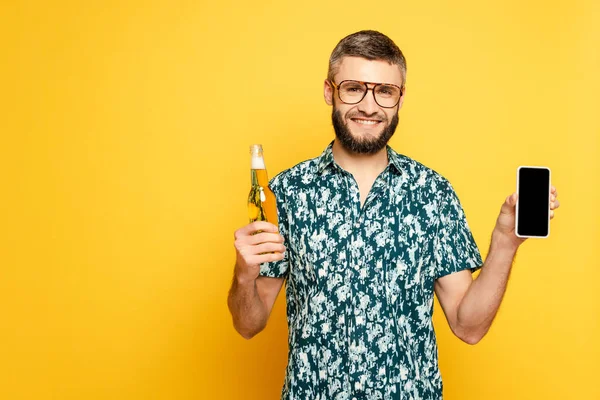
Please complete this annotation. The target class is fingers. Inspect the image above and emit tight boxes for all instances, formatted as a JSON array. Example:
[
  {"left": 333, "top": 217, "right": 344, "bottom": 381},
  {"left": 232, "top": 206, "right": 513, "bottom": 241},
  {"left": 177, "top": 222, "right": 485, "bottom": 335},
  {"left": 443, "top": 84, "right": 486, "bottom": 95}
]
[
  {"left": 234, "top": 221, "right": 278, "bottom": 239},
  {"left": 248, "top": 251, "right": 285, "bottom": 265},
  {"left": 252, "top": 242, "right": 286, "bottom": 255},
  {"left": 245, "top": 232, "right": 285, "bottom": 246},
  {"left": 237, "top": 241, "right": 286, "bottom": 257},
  {"left": 550, "top": 185, "right": 560, "bottom": 211},
  {"left": 235, "top": 238, "right": 286, "bottom": 268},
  {"left": 234, "top": 222, "right": 286, "bottom": 266},
  {"left": 234, "top": 229, "right": 284, "bottom": 253},
  {"left": 550, "top": 185, "right": 559, "bottom": 218}
]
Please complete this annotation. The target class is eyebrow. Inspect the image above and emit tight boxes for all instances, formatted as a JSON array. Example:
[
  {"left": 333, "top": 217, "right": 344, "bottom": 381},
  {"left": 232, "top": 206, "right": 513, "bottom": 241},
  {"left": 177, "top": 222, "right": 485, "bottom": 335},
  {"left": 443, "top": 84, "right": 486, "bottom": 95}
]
[{"left": 338, "top": 80, "right": 403, "bottom": 87}]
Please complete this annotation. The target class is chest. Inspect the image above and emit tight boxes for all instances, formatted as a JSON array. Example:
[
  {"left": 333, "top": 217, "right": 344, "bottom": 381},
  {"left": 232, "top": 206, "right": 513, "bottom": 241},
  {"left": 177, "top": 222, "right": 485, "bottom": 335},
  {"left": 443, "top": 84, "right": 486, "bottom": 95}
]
[
  {"left": 285, "top": 174, "right": 441, "bottom": 306},
  {"left": 355, "top": 175, "right": 377, "bottom": 207}
]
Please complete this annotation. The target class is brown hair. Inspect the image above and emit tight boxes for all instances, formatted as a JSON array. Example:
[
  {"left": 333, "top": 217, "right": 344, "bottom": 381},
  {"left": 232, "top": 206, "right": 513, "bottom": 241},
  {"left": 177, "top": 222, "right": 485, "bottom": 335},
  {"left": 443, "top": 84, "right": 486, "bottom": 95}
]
[{"left": 327, "top": 30, "right": 407, "bottom": 85}]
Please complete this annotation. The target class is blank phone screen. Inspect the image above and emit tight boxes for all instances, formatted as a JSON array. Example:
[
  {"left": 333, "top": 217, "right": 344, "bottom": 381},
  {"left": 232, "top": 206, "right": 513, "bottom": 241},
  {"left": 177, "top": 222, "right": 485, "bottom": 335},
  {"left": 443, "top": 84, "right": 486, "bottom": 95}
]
[{"left": 517, "top": 168, "right": 550, "bottom": 237}]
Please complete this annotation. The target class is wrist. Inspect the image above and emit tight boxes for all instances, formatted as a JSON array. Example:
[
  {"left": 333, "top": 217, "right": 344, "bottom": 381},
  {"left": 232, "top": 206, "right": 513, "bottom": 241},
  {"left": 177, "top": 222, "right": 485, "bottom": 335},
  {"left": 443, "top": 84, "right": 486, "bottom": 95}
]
[
  {"left": 491, "top": 229, "right": 520, "bottom": 254},
  {"left": 235, "top": 265, "right": 258, "bottom": 286}
]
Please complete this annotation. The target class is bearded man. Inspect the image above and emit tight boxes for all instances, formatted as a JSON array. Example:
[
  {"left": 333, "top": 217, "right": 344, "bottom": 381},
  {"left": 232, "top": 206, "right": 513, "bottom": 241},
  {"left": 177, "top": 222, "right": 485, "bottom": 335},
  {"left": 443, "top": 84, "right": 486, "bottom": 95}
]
[{"left": 227, "top": 30, "right": 560, "bottom": 399}]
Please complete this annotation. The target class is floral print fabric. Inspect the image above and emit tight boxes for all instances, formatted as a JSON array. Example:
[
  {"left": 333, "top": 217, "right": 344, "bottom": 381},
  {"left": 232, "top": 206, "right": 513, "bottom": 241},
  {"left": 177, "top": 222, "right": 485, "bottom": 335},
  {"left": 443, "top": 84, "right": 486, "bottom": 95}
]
[{"left": 260, "top": 142, "right": 483, "bottom": 399}]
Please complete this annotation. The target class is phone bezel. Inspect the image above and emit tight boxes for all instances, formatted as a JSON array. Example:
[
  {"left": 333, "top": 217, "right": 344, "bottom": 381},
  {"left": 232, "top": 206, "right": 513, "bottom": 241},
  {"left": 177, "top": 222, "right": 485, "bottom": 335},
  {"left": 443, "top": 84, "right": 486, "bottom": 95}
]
[{"left": 515, "top": 166, "right": 551, "bottom": 239}]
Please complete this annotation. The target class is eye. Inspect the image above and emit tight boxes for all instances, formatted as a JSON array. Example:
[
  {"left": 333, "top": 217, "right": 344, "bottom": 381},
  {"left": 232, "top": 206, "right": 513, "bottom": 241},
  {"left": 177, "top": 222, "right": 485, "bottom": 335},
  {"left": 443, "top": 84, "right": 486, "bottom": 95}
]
[
  {"left": 342, "top": 82, "right": 365, "bottom": 93},
  {"left": 344, "top": 84, "right": 364, "bottom": 93},
  {"left": 376, "top": 85, "right": 400, "bottom": 98}
]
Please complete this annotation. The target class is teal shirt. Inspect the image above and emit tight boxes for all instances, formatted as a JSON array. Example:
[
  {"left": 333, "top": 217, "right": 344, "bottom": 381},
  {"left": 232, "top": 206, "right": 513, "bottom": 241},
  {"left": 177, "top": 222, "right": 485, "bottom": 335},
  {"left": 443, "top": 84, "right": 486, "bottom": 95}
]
[{"left": 260, "top": 142, "right": 483, "bottom": 399}]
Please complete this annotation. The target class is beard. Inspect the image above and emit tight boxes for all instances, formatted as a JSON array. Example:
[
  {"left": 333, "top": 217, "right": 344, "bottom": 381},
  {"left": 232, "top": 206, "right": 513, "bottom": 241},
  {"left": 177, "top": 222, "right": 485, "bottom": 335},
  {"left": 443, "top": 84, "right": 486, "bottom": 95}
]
[{"left": 332, "top": 107, "right": 399, "bottom": 155}]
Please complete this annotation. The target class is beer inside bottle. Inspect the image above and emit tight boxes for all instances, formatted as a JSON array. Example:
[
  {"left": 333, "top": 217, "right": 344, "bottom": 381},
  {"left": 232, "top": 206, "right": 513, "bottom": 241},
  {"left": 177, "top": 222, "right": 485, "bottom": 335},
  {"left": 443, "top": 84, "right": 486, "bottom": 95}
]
[{"left": 248, "top": 144, "right": 278, "bottom": 226}]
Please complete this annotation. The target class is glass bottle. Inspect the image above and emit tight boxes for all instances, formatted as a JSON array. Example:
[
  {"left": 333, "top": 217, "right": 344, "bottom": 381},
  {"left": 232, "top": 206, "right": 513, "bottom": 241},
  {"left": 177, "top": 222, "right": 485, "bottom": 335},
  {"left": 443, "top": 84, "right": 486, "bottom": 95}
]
[{"left": 248, "top": 144, "right": 278, "bottom": 226}]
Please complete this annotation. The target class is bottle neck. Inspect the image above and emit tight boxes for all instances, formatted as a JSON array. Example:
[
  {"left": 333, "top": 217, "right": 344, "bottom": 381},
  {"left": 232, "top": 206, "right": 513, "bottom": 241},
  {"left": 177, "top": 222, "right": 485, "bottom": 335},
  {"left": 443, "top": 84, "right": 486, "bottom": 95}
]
[
  {"left": 251, "top": 168, "right": 269, "bottom": 187},
  {"left": 250, "top": 154, "right": 269, "bottom": 186}
]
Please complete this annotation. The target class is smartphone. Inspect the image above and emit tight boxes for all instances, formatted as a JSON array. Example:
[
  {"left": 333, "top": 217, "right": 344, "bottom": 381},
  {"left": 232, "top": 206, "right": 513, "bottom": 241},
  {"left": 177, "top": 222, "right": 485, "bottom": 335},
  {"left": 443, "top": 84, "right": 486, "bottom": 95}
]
[{"left": 515, "top": 166, "right": 551, "bottom": 238}]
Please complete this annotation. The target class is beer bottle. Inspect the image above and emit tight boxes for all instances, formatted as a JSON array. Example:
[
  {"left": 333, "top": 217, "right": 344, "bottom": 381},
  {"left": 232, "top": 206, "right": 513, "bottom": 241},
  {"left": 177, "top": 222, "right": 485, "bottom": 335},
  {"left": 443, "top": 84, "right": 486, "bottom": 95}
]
[{"left": 248, "top": 144, "right": 278, "bottom": 226}]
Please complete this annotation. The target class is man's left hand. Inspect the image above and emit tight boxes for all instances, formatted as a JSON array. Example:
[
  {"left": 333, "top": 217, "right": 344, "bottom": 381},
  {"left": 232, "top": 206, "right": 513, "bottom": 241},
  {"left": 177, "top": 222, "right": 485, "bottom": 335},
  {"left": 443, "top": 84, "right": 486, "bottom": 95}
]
[{"left": 494, "top": 185, "right": 560, "bottom": 248}]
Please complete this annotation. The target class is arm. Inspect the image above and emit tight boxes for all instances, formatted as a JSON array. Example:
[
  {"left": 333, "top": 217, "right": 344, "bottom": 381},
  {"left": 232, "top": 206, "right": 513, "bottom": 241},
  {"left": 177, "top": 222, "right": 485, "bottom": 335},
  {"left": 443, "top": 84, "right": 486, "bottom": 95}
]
[
  {"left": 228, "top": 275, "right": 285, "bottom": 340},
  {"left": 435, "top": 187, "right": 560, "bottom": 345},
  {"left": 227, "top": 221, "right": 286, "bottom": 339},
  {"left": 434, "top": 232, "right": 517, "bottom": 344}
]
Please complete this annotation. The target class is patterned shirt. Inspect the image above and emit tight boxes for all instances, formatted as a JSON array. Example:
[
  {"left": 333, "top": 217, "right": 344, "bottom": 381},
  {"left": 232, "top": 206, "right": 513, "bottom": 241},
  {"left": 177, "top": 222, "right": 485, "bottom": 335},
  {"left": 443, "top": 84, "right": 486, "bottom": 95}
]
[{"left": 260, "top": 142, "right": 483, "bottom": 400}]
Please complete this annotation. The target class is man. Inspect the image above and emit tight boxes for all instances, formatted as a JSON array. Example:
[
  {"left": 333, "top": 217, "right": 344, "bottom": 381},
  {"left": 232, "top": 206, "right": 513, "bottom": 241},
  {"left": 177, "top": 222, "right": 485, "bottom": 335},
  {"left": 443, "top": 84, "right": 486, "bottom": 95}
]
[{"left": 228, "top": 30, "right": 560, "bottom": 399}]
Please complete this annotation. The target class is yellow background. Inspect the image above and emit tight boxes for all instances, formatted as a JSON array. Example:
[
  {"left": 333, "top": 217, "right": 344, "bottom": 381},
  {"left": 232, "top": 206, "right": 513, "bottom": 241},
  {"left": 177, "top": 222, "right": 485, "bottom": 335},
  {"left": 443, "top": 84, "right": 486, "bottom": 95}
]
[{"left": 1, "top": 0, "right": 598, "bottom": 399}]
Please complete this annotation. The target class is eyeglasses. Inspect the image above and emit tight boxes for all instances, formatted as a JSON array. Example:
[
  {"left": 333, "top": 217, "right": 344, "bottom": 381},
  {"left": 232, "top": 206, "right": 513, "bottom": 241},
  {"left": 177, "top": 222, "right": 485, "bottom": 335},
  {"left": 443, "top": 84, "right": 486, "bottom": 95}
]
[{"left": 329, "top": 80, "right": 404, "bottom": 108}]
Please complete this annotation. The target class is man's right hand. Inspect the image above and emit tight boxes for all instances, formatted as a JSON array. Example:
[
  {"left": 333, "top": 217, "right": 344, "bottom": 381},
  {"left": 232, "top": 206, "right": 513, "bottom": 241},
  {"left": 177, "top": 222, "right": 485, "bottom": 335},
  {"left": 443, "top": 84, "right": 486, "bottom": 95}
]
[{"left": 233, "top": 221, "right": 286, "bottom": 284}]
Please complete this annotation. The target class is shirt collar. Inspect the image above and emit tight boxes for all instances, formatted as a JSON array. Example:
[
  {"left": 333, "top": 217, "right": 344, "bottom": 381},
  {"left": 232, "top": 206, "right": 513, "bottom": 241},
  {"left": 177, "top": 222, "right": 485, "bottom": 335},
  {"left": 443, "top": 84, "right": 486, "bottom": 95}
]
[
  {"left": 386, "top": 145, "right": 405, "bottom": 176},
  {"left": 316, "top": 141, "right": 404, "bottom": 176},
  {"left": 316, "top": 141, "right": 336, "bottom": 174}
]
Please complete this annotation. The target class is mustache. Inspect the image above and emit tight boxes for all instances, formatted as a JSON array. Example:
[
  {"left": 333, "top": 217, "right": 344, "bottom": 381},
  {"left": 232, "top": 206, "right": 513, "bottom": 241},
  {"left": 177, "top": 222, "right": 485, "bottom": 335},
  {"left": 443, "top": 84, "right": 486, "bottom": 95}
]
[{"left": 346, "top": 111, "right": 387, "bottom": 122}]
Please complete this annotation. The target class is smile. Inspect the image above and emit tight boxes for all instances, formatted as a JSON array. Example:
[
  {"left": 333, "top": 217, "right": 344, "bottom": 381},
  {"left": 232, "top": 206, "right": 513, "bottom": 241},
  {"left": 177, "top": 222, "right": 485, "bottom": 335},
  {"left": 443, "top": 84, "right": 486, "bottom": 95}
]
[{"left": 351, "top": 118, "right": 381, "bottom": 126}]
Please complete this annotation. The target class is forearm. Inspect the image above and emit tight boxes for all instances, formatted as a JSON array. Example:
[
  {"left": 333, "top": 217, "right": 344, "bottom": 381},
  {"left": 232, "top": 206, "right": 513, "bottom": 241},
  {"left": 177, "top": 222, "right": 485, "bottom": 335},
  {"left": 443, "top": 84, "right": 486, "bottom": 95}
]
[
  {"left": 456, "top": 231, "right": 518, "bottom": 341},
  {"left": 227, "top": 271, "right": 268, "bottom": 339}
]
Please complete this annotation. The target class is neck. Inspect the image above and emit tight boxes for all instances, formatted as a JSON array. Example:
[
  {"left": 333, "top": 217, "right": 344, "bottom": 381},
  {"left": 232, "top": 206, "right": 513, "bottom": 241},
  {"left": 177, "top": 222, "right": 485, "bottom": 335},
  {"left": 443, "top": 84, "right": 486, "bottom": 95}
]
[{"left": 331, "top": 140, "right": 389, "bottom": 179}]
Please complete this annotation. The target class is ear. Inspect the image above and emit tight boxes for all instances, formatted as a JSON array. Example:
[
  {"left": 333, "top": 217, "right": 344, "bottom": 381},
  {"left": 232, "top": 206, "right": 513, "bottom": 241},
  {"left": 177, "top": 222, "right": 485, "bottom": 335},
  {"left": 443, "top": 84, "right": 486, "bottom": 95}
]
[
  {"left": 324, "top": 79, "right": 333, "bottom": 106},
  {"left": 397, "top": 85, "right": 406, "bottom": 110}
]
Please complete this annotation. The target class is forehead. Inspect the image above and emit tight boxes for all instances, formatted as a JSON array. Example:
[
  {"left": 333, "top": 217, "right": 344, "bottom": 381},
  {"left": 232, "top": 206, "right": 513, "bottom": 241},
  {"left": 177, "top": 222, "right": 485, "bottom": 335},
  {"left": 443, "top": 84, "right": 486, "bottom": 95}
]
[{"left": 334, "top": 56, "right": 403, "bottom": 86}]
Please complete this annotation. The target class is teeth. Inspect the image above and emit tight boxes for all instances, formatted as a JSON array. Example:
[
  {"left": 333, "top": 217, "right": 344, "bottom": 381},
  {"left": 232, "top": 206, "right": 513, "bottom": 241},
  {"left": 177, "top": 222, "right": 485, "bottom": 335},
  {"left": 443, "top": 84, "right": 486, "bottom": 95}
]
[{"left": 354, "top": 119, "right": 379, "bottom": 125}]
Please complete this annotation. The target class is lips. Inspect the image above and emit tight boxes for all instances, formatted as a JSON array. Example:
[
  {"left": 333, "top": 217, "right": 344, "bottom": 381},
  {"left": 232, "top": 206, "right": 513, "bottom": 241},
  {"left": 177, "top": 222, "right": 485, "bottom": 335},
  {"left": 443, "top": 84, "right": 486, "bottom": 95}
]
[{"left": 351, "top": 118, "right": 382, "bottom": 126}]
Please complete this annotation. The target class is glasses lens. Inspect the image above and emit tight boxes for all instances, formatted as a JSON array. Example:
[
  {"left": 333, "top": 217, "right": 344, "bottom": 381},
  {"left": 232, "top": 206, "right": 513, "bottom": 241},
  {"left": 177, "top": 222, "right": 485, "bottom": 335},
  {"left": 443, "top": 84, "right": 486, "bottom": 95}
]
[
  {"left": 374, "top": 85, "right": 401, "bottom": 107},
  {"left": 338, "top": 81, "right": 367, "bottom": 104}
]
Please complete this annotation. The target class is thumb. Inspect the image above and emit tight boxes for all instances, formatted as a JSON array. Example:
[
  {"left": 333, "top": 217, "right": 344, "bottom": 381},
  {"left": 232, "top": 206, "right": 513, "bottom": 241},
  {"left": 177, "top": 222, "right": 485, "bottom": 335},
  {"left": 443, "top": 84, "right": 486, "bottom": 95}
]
[{"left": 501, "top": 193, "right": 517, "bottom": 214}]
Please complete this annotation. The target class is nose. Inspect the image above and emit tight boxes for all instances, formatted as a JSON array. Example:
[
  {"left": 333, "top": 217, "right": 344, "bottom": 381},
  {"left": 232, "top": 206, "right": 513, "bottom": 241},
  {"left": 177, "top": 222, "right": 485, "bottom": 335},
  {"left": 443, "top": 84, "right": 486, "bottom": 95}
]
[{"left": 357, "top": 87, "right": 380, "bottom": 115}]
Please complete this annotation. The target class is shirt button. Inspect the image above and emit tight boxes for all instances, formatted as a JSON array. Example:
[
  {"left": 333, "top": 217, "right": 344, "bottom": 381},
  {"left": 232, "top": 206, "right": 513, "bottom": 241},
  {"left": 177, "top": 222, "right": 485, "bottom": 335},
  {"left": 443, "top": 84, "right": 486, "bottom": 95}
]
[{"left": 354, "top": 222, "right": 360, "bottom": 229}]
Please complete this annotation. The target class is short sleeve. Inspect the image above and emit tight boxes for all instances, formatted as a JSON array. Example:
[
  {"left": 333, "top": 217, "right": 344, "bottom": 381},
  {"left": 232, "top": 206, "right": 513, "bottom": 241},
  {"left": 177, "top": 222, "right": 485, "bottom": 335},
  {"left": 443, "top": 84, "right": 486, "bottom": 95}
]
[
  {"left": 259, "top": 173, "right": 290, "bottom": 278},
  {"left": 433, "top": 180, "right": 483, "bottom": 279}
]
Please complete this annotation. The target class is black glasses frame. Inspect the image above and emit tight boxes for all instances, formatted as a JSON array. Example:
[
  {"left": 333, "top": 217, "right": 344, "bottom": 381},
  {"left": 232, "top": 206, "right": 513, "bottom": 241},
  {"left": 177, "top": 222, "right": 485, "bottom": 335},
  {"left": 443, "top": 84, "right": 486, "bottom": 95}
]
[{"left": 329, "top": 80, "right": 404, "bottom": 108}]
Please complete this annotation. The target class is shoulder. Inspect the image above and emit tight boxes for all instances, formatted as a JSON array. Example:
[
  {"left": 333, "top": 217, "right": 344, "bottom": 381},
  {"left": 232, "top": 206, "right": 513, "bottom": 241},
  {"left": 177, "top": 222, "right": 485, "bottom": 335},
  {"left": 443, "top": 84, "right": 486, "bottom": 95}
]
[
  {"left": 390, "top": 149, "right": 454, "bottom": 195},
  {"left": 268, "top": 156, "right": 320, "bottom": 194}
]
